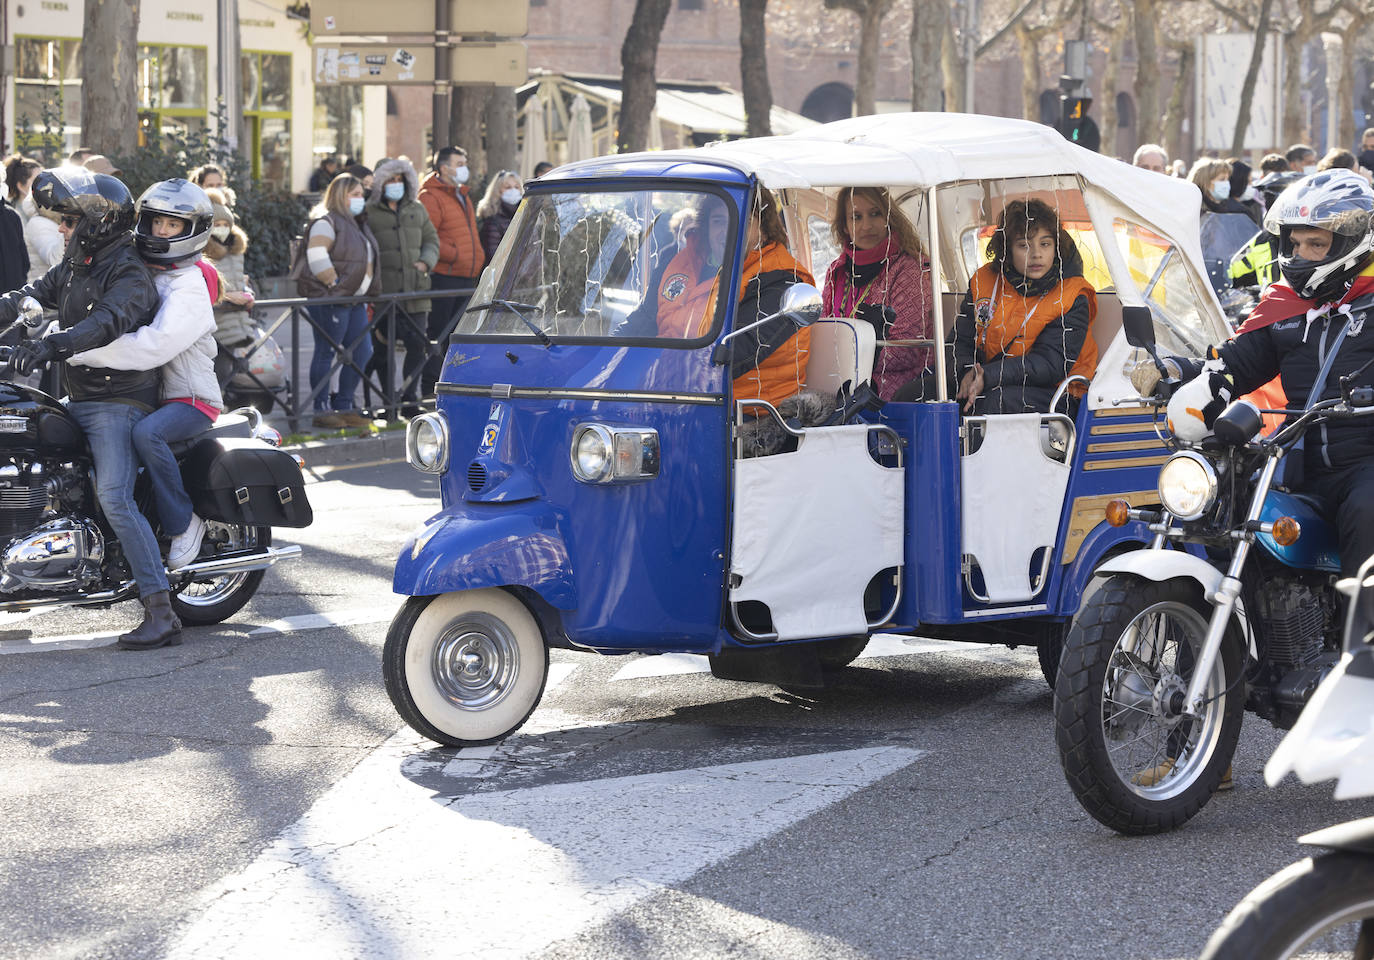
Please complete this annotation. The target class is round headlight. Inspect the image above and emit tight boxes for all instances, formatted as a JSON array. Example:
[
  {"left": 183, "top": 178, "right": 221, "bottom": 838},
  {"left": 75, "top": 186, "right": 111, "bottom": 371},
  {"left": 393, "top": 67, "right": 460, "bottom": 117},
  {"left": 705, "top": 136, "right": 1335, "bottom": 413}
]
[
  {"left": 572, "top": 424, "right": 614, "bottom": 482},
  {"left": 1157, "top": 451, "right": 1217, "bottom": 520},
  {"left": 406, "top": 413, "right": 449, "bottom": 474}
]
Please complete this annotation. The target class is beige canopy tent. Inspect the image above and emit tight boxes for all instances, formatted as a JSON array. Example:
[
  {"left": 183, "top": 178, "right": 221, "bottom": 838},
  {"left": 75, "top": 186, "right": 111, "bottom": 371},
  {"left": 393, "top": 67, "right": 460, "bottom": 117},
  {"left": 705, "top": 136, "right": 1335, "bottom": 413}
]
[{"left": 516, "top": 71, "right": 818, "bottom": 169}]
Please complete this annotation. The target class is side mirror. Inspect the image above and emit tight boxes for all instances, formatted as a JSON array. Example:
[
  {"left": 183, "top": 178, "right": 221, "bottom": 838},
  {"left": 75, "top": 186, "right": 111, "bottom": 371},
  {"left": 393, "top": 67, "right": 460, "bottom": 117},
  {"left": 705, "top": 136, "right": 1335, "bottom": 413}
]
[
  {"left": 17, "top": 297, "right": 43, "bottom": 328},
  {"left": 1121, "top": 305, "right": 1156, "bottom": 350},
  {"left": 778, "top": 282, "right": 822, "bottom": 326}
]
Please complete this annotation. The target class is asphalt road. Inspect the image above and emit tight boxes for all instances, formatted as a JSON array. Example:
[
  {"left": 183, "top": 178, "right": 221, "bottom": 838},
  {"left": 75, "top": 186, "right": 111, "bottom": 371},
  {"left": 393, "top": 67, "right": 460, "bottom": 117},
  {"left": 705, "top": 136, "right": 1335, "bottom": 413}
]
[{"left": 1, "top": 459, "right": 1369, "bottom": 960}]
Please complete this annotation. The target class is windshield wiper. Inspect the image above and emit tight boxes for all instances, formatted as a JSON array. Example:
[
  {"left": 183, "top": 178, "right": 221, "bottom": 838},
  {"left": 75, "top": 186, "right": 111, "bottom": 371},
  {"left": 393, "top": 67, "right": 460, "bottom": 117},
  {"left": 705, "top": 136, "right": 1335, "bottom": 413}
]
[{"left": 461, "top": 299, "right": 551, "bottom": 346}]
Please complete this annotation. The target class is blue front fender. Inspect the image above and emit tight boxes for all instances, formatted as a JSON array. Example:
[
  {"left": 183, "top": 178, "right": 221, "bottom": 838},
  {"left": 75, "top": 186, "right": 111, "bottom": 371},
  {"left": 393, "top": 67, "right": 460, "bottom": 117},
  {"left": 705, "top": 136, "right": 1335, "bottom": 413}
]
[{"left": 393, "top": 505, "right": 577, "bottom": 609}]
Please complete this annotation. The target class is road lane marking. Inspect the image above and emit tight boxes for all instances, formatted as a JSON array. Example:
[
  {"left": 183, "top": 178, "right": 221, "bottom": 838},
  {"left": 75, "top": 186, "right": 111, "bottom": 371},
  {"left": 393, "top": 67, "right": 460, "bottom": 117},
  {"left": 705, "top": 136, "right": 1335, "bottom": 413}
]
[
  {"left": 163, "top": 738, "right": 924, "bottom": 960},
  {"left": 248, "top": 607, "right": 396, "bottom": 635},
  {"left": 609, "top": 634, "right": 1030, "bottom": 681}
]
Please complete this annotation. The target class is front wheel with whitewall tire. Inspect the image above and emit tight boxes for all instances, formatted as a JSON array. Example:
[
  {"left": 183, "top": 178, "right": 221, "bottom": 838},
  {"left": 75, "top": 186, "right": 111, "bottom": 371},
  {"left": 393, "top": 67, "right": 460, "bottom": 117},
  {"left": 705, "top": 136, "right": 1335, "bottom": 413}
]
[{"left": 383, "top": 589, "right": 550, "bottom": 748}]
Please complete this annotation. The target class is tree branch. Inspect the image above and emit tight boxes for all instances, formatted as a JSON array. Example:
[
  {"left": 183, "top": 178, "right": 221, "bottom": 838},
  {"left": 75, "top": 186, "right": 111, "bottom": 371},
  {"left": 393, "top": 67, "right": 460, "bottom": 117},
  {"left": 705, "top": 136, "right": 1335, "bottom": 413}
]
[
  {"left": 976, "top": 0, "right": 1042, "bottom": 56},
  {"left": 1207, "top": 0, "right": 1254, "bottom": 29}
]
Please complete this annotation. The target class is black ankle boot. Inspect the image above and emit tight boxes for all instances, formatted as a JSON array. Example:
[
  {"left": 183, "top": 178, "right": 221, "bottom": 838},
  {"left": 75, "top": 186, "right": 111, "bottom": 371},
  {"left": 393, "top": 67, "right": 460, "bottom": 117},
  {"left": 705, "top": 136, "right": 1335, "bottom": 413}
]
[{"left": 117, "top": 591, "right": 183, "bottom": 650}]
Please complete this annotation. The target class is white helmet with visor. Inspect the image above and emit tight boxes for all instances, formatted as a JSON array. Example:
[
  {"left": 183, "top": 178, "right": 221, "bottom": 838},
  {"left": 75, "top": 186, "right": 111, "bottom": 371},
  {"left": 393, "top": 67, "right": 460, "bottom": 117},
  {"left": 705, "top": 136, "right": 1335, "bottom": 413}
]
[{"left": 1264, "top": 169, "right": 1374, "bottom": 303}]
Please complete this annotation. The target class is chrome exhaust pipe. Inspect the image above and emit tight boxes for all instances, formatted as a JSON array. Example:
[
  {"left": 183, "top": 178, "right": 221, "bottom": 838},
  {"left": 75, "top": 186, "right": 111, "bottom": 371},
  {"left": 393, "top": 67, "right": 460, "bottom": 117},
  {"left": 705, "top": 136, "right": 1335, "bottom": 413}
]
[{"left": 175, "top": 544, "right": 302, "bottom": 577}]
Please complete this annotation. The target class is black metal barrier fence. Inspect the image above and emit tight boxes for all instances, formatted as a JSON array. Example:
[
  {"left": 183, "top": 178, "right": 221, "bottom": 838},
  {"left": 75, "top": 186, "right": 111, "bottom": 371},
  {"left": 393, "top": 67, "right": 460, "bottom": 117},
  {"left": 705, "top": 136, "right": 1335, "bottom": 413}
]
[{"left": 243, "top": 285, "right": 475, "bottom": 433}]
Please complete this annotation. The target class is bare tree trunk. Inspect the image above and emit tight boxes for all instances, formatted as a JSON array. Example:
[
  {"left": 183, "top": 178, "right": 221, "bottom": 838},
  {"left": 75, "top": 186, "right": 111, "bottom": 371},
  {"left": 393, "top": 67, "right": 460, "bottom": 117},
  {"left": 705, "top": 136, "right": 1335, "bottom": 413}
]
[
  {"left": 1162, "top": 43, "right": 1194, "bottom": 163},
  {"left": 1099, "top": 9, "right": 1131, "bottom": 156},
  {"left": 618, "top": 0, "right": 673, "bottom": 153},
  {"left": 82, "top": 0, "right": 141, "bottom": 155},
  {"left": 1340, "top": 16, "right": 1360, "bottom": 150},
  {"left": 1230, "top": 0, "right": 1275, "bottom": 155},
  {"left": 451, "top": 87, "right": 490, "bottom": 182},
  {"left": 1015, "top": 24, "right": 1042, "bottom": 121},
  {"left": 910, "top": 0, "right": 945, "bottom": 110},
  {"left": 1132, "top": 0, "right": 1161, "bottom": 144},
  {"left": 825, "top": 0, "right": 894, "bottom": 117},
  {"left": 484, "top": 86, "right": 518, "bottom": 176},
  {"left": 740, "top": 0, "right": 773, "bottom": 136},
  {"left": 942, "top": 8, "right": 965, "bottom": 112}
]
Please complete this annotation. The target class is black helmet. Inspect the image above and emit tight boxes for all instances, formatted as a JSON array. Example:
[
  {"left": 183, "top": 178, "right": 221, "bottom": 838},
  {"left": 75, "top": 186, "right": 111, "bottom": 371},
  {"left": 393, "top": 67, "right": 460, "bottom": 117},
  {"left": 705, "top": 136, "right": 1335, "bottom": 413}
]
[
  {"left": 1265, "top": 169, "right": 1374, "bottom": 303},
  {"left": 31, "top": 166, "right": 134, "bottom": 261},
  {"left": 133, "top": 179, "right": 213, "bottom": 263}
]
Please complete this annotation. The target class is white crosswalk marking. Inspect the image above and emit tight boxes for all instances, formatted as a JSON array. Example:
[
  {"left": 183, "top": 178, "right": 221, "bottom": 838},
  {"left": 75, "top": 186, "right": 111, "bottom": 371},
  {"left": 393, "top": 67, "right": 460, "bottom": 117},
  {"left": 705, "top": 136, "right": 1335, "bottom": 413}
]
[
  {"left": 163, "top": 740, "right": 925, "bottom": 960},
  {"left": 248, "top": 607, "right": 395, "bottom": 635}
]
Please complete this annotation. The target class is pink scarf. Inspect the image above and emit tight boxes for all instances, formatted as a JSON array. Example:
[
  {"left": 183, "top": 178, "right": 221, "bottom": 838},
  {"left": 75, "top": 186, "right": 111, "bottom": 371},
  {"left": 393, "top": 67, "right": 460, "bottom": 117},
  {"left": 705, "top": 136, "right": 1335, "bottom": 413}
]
[{"left": 824, "top": 235, "right": 902, "bottom": 317}]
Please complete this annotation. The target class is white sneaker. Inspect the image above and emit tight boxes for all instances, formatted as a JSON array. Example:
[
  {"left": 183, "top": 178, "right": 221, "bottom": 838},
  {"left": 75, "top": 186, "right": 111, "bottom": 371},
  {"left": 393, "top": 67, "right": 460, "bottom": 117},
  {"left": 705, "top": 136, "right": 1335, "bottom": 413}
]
[{"left": 167, "top": 513, "right": 207, "bottom": 570}]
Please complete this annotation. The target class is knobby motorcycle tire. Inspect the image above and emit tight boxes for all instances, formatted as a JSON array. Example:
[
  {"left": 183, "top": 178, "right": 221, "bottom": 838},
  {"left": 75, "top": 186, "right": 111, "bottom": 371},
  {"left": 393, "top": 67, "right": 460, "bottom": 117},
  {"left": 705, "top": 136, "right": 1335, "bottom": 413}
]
[
  {"left": 1053, "top": 575, "right": 1245, "bottom": 835},
  {"left": 1200, "top": 851, "right": 1374, "bottom": 959}
]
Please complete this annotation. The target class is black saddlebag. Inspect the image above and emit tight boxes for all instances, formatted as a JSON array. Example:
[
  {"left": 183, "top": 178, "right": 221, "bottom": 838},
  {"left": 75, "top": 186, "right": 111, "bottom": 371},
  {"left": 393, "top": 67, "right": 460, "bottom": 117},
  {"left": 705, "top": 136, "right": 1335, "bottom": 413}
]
[{"left": 180, "top": 437, "right": 313, "bottom": 528}]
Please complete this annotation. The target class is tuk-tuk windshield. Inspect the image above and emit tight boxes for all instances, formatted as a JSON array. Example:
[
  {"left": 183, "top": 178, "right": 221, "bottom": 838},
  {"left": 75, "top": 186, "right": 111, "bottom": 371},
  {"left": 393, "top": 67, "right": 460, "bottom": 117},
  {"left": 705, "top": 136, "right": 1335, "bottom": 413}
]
[{"left": 455, "top": 187, "right": 734, "bottom": 343}]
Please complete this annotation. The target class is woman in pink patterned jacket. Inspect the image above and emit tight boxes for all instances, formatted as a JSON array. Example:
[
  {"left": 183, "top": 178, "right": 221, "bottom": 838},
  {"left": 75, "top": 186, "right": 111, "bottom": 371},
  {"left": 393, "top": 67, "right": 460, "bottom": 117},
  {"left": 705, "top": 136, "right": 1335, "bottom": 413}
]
[{"left": 821, "top": 186, "right": 935, "bottom": 400}]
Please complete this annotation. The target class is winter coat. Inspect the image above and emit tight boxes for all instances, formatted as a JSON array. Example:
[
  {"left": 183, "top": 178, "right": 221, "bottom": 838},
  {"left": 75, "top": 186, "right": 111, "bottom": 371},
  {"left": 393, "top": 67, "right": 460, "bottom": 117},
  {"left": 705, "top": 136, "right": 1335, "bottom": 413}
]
[
  {"left": 953, "top": 241, "right": 1098, "bottom": 414},
  {"left": 71, "top": 262, "right": 223, "bottom": 410},
  {"left": 22, "top": 201, "right": 62, "bottom": 282},
  {"left": 297, "top": 211, "right": 380, "bottom": 300},
  {"left": 0, "top": 200, "right": 29, "bottom": 294},
  {"left": 822, "top": 241, "right": 934, "bottom": 400},
  {"left": 480, "top": 199, "right": 518, "bottom": 261},
  {"left": 205, "top": 225, "right": 255, "bottom": 346},
  {"left": 0, "top": 234, "right": 160, "bottom": 407},
  {"left": 366, "top": 158, "right": 440, "bottom": 314},
  {"left": 416, "top": 170, "right": 484, "bottom": 279},
  {"left": 727, "top": 243, "right": 816, "bottom": 408},
  {"left": 1192, "top": 268, "right": 1374, "bottom": 471}
]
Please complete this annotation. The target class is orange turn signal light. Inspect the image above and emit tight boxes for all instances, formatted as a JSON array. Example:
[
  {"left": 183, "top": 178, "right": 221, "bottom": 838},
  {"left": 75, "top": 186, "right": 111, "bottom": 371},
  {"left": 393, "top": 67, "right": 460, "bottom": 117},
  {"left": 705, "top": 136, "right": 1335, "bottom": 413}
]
[
  {"left": 1105, "top": 499, "right": 1131, "bottom": 527},
  {"left": 1271, "top": 516, "right": 1301, "bottom": 547}
]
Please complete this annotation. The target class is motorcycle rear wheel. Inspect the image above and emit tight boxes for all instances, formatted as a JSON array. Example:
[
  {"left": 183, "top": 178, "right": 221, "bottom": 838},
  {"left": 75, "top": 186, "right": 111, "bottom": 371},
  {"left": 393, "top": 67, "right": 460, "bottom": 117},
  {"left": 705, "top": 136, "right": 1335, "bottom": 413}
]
[
  {"left": 1200, "top": 851, "right": 1374, "bottom": 960},
  {"left": 1054, "top": 575, "right": 1244, "bottom": 835},
  {"left": 169, "top": 522, "right": 269, "bottom": 626}
]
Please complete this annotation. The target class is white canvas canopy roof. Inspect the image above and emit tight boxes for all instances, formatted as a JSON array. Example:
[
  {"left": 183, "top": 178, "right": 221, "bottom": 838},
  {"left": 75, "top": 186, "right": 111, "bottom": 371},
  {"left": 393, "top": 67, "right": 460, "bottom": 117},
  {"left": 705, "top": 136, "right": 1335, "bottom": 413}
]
[{"left": 562, "top": 111, "right": 1209, "bottom": 295}]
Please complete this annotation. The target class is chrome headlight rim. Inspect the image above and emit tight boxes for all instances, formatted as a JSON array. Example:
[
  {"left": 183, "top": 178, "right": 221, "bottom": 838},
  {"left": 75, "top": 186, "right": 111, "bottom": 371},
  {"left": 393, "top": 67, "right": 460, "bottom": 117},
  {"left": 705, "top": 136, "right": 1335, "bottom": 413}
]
[
  {"left": 571, "top": 423, "right": 616, "bottom": 483},
  {"left": 1157, "top": 450, "right": 1218, "bottom": 521},
  {"left": 406, "top": 412, "right": 450, "bottom": 475}
]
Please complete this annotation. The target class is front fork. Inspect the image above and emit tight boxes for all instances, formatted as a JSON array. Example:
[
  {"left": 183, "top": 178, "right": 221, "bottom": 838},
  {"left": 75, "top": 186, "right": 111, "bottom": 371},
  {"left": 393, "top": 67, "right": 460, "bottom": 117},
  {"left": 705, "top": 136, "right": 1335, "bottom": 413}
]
[{"left": 1181, "top": 451, "right": 1282, "bottom": 717}]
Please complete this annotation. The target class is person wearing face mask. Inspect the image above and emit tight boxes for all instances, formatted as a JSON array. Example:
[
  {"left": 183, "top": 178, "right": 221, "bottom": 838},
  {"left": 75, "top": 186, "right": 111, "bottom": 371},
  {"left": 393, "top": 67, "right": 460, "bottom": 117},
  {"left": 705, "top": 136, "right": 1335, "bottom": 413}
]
[
  {"left": 363, "top": 157, "right": 439, "bottom": 417},
  {"left": 294, "top": 173, "right": 379, "bottom": 429},
  {"left": 200, "top": 187, "right": 262, "bottom": 388},
  {"left": 417, "top": 145, "right": 484, "bottom": 398},
  {"left": 477, "top": 170, "right": 524, "bottom": 261},
  {"left": 1225, "top": 157, "right": 1264, "bottom": 225}
]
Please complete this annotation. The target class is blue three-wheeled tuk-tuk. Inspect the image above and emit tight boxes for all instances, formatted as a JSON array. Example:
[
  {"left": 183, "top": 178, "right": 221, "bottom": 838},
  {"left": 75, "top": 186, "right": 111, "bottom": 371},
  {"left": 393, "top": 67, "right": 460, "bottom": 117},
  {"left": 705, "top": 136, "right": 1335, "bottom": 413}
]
[{"left": 384, "top": 113, "right": 1231, "bottom": 747}]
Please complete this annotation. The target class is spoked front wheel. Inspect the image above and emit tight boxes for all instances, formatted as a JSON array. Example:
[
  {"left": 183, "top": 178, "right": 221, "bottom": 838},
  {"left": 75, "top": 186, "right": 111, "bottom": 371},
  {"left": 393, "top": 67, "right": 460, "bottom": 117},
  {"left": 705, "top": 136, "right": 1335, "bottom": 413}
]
[
  {"left": 1054, "top": 575, "right": 1244, "bottom": 835},
  {"left": 383, "top": 589, "right": 549, "bottom": 748},
  {"left": 1201, "top": 852, "right": 1374, "bottom": 960},
  {"left": 169, "top": 522, "right": 269, "bottom": 625}
]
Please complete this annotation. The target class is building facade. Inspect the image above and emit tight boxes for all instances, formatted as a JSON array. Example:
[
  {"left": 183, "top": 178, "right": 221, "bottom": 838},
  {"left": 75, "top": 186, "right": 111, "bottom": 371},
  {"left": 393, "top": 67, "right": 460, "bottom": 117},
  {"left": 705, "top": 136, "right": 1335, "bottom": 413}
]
[{"left": 4, "top": 0, "right": 387, "bottom": 191}]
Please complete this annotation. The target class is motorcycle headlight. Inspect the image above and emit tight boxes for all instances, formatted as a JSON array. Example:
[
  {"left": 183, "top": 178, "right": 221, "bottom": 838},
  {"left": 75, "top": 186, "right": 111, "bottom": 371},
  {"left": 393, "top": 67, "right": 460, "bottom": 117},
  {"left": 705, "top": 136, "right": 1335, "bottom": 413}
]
[
  {"left": 406, "top": 413, "right": 449, "bottom": 474},
  {"left": 571, "top": 423, "right": 660, "bottom": 484},
  {"left": 1157, "top": 451, "right": 1217, "bottom": 521}
]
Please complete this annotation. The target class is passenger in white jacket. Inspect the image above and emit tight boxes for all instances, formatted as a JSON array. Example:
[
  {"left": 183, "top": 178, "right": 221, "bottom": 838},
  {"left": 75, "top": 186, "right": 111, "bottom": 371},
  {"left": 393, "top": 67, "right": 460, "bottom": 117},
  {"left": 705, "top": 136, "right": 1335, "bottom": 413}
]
[{"left": 72, "top": 180, "right": 223, "bottom": 575}]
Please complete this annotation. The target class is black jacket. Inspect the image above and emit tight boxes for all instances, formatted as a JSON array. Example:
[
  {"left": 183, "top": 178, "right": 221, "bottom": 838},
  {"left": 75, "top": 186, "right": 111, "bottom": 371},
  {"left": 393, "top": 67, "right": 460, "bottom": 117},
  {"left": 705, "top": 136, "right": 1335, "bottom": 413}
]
[
  {"left": 0, "top": 234, "right": 160, "bottom": 406},
  {"left": 952, "top": 242, "right": 1093, "bottom": 413},
  {"left": 726, "top": 267, "right": 806, "bottom": 380},
  {"left": 0, "top": 202, "right": 28, "bottom": 293},
  {"left": 1194, "top": 289, "right": 1374, "bottom": 470}
]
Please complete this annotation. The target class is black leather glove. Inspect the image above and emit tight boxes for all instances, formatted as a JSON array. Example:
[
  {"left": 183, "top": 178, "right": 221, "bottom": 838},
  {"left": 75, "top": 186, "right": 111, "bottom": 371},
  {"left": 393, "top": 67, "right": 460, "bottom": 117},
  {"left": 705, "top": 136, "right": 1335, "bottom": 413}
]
[
  {"left": 11, "top": 337, "right": 55, "bottom": 377},
  {"left": 854, "top": 302, "right": 896, "bottom": 337}
]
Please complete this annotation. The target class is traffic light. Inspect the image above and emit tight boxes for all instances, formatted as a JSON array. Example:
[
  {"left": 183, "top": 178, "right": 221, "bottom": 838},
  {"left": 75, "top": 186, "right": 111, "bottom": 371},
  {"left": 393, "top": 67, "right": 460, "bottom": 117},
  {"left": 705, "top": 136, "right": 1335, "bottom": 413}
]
[{"left": 1058, "top": 95, "right": 1101, "bottom": 152}]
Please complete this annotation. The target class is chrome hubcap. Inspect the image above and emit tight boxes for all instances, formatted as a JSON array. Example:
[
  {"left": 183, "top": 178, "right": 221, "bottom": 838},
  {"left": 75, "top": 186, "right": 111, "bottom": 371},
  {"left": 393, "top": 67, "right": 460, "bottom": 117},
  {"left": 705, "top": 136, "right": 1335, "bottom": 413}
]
[{"left": 432, "top": 613, "right": 519, "bottom": 711}]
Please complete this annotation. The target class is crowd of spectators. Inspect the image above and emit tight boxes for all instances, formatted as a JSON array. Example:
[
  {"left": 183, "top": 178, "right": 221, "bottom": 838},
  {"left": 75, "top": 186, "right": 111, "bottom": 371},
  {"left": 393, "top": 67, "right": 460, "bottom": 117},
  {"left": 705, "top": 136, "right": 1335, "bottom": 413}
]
[{"left": 0, "top": 144, "right": 546, "bottom": 430}]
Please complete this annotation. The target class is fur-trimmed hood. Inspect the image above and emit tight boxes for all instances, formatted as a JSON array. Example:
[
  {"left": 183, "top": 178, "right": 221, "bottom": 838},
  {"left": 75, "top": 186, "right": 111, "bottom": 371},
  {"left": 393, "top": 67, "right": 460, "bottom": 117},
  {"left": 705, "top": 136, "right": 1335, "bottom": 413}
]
[
  {"left": 205, "top": 223, "right": 248, "bottom": 260},
  {"left": 369, "top": 157, "right": 421, "bottom": 205}
]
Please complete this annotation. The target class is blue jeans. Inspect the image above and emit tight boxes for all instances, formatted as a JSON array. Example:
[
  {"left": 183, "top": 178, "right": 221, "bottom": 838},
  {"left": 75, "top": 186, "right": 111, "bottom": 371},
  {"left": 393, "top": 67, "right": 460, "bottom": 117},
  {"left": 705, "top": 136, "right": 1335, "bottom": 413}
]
[
  {"left": 308, "top": 302, "right": 372, "bottom": 413},
  {"left": 132, "top": 402, "right": 213, "bottom": 537},
  {"left": 67, "top": 401, "right": 167, "bottom": 597}
]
